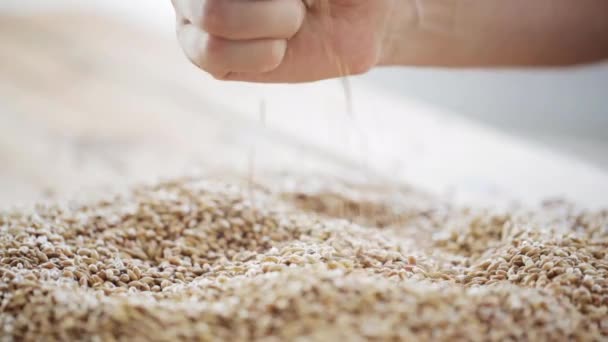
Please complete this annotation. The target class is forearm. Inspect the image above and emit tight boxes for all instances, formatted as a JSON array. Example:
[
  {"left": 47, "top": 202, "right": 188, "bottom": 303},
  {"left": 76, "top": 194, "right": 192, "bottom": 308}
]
[{"left": 381, "top": 0, "right": 608, "bottom": 67}]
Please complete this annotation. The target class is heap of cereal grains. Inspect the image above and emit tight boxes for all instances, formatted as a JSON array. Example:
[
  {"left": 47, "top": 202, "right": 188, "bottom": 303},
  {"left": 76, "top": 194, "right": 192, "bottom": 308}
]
[{"left": 1, "top": 177, "right": 607, "bottom": 341}]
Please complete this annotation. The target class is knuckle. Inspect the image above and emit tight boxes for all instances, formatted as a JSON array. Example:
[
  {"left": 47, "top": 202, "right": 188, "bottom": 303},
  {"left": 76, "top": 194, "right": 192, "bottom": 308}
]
[
  {"left": 265, "top": 41, "right": 286, "bottom": 70},
  {"left": 290, "top": 0, "right": 307, "bottom": 36},
  {"left": 197, "top": 36, "right": 227, "bottom": 73},
  {"left": 286, "top": 20, "right": 302, "bottom": 39},
  {"left": 199, "top": 0, "right": 227, "bottom": 35},
  {"left": 202, "top": 35, "right": 224, "bottom": 63}
]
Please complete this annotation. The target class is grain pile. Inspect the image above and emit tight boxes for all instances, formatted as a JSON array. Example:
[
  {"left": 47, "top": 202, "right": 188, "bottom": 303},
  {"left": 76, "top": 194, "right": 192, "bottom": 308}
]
[{"left": 1, "top": 176, "right": 607, "bottom": 341}]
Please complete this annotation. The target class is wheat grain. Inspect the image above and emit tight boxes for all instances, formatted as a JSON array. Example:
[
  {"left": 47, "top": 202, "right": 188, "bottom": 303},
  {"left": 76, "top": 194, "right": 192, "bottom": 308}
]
[{"left": 0, "top": 176, "right": 606, "bottom": 340}]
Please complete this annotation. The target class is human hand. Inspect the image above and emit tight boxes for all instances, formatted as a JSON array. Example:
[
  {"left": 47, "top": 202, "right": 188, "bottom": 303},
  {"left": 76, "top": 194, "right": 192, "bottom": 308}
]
[
  {"left": 171, "top": 0, "right": 398, "bottom": 83},
  {"left": 172, "top": 0, "right": 608, "bottom": 83}
]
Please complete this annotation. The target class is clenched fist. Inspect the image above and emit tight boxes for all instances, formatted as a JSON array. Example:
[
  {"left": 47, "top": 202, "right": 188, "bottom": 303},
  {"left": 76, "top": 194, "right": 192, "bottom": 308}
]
[
  {"left": 171, "top": 0, "right": 396, "bottom": 83},
  {"left": 172, "top": 0, "right": 608, "bottom": 83}
]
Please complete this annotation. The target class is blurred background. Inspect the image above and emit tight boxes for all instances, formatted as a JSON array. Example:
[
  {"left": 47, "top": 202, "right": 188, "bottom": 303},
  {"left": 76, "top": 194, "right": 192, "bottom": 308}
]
[{"left": 1, "top": 1, "right": 607, "bottom": 207}]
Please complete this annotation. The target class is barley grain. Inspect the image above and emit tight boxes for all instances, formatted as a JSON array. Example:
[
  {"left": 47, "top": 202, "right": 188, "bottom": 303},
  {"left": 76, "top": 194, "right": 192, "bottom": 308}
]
[{"left": 0, "top": 176, "right": 606, "bottom": 341}]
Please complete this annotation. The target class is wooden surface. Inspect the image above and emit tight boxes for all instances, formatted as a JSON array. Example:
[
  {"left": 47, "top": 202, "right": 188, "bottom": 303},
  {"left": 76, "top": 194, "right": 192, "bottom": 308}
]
[
  {"left": 1, "top": 12, "right": 607, "bottom": 208},
  {"left": 0, "top": 12, "right": 361, "bottom": 205}
]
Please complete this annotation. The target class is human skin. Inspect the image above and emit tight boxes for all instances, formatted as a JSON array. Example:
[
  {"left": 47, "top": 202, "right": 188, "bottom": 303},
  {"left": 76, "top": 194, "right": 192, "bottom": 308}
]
[{"left": 171, "top": 0, "right": 608, "bottom": 83}]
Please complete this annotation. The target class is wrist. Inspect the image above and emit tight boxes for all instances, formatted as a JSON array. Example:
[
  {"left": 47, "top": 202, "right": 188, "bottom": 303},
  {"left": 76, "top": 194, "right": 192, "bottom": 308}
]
[
  {"left": 378, "top": 0, "right": 464, "bottom": 66},
  {"left": 377, "top": 0, "right": 416, "bottom": 66}
]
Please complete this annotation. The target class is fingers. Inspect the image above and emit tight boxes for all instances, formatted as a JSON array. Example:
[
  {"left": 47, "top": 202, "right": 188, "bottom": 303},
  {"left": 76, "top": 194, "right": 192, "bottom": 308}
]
[
  {"left": 172, "top": 0, "right": 307, "bottom": 79},
  {"left": 177, "top": 24, "right": 287, "bottom": 78},
  {"left": 174, "top": 0, "right": 306, "bottom": 40}
]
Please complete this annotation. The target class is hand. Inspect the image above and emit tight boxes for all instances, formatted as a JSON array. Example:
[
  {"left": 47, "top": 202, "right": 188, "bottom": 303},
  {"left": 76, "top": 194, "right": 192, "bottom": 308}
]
[
  {"left": 171, "top": 0, "right": 397, "bottom": 83},
  {"left": 172, "top": 1, "right": 608, "bottom": 83}
]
